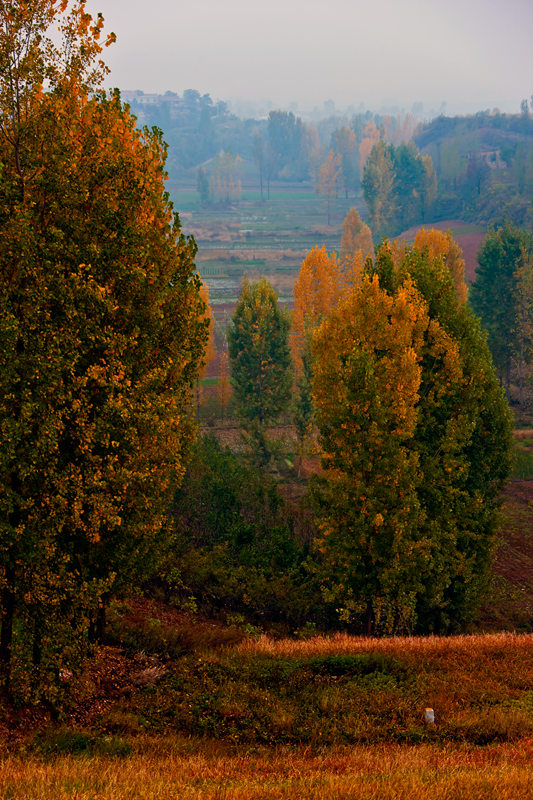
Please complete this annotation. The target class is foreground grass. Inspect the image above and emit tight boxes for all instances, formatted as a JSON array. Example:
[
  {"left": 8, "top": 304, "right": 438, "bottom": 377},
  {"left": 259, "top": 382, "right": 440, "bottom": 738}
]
[
  {"left": 105, "top": 630, "right": 533, "bottom": 747},
  {"left": 2, "top": 628, "right": 533, "bottom": 798},
  {"left": 2, "top": 737, "right": 533, "bottom": 799}
]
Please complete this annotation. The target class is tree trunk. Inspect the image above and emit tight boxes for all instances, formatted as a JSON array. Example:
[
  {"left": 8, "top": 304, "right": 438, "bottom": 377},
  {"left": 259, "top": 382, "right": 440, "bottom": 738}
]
[
  {"left": 0, "top": 569, "right": 15, "bottom": 693},
  {"left": 364, "top": 601, "right": 374, "bottom": 636},
  {"left": 32, "top": 614, "right": 43, "bottom": 667}
]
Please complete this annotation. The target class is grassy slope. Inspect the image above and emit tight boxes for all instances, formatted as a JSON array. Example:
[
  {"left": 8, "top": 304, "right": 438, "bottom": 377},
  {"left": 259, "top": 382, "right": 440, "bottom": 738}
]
[{"left": 3, "top": 627, "right": 533, "bottom": 798}]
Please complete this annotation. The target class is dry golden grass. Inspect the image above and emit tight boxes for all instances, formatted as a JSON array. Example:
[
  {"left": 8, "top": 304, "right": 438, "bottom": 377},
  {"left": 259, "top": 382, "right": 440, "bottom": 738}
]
[
  {"left": 236, "top": 631, "right": 533, "bottom": 660},
  {"left": 2, "top": 738, "right": 533, "bottom": 799}
]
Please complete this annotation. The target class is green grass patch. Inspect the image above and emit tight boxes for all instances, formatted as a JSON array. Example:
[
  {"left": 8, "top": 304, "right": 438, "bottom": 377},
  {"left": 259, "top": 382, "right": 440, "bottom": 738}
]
[
  {"left": 32, "top": 729, "right": 131, "bottom": 758},
  {"left": 511, "top": 441, "right": 533, "bottom": 479},
  {"left": 109, "top": 635, "right": 533, "bottom": 747}
]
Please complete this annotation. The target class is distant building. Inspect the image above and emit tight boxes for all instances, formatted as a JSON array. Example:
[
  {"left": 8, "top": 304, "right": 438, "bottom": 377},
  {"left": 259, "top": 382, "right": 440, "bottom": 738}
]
[{"left": 120, "top": 91, "right": 185, "bottom": 120}]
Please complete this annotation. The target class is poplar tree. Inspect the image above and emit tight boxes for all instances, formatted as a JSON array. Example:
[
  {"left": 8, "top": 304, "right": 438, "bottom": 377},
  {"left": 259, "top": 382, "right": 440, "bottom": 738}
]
[
  {"left": 312, "top": 241, "right": 512, "bottom": 634},
  {"left": 0, "top": 1, "right": 208, "bottom": 698},
  {"left": 227, "top": 279, "right": 292, "bottom": 462},
  {"left": 339, "top": 208, "right": 374, "bottom": 267},
  {"left": 470, "top": 222, "right": 533, "bottom": 389}
]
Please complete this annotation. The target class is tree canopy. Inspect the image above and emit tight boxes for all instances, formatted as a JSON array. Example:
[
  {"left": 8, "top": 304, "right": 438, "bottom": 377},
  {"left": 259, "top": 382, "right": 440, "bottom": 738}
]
[
  {"left": 470, "top": 222, "right": 533, "bottom": 390},
  {"left": 0, "top": 0, "right": 208, "bottom": 699},
  {"left": 227, "top": 278, "right": 292, "bottom": 460}
]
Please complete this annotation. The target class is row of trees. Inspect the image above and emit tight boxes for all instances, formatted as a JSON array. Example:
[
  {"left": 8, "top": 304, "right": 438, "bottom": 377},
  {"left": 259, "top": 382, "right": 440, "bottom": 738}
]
[
  {"left": 470, "top": 222, "right": 533, "bottom": 403},
  {"left": 362, "top": 141, "right": 437, "bottom": 238},
  {"left": 221, "top": 228, "right": 511, "bottom": 634}
]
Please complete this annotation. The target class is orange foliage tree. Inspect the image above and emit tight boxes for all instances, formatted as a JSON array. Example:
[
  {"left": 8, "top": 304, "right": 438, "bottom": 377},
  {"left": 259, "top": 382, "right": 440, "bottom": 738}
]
[
  {"left": 311, "top": 241, "right": 512, "bottom": 634},
  {"left": 413, "top": 228, "right": 468, "bottom": 305},
  {"left": 0, "top": 1, "right": 208, "bottom": 698},
  {"left": 339, "top": 208, "right": 374, "bottom": 274},
  {"left": 291, "top": 245, "right": 344, "bottom": 376},
  {"left": 291, "top": 246, "right": 344, "bottom": 469}
]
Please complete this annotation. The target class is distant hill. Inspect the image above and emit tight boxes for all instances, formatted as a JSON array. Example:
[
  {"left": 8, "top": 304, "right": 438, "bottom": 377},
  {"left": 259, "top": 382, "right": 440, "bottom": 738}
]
[{"left": 414, "top": 112, "right": 533, "bottom": 229}]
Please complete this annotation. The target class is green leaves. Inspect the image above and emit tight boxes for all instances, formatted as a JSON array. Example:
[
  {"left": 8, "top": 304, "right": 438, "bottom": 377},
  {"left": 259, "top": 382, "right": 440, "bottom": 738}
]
[
  {"left": 311, "top": 241, "right": 512, "bottom": 634},
  {"left": 0, "top": 4, "right": 208, "bottom": 699},
  {"left": 227, "top": 278, "right": 292, "bottom": 440}
]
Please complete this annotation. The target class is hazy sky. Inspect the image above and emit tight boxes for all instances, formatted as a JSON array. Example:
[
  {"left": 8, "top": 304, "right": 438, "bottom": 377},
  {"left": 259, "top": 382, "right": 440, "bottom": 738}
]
[{"left": 97, "top": 0, "right": 532, "bottom": 116}]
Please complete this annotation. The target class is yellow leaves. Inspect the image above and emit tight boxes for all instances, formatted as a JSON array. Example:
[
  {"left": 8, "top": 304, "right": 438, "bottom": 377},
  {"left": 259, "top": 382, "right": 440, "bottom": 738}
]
[
  {"left": 313, "top": 272, "right": 425, "bottom": 448},
  {"left": 413, "top": 227, "right": 467, "bottom": 304},
  {"left": 340, "top": 208, "right": 373, "bottom": 271},
  {"left": 292, "top": 245, "right": 344, "bottom": 376}
]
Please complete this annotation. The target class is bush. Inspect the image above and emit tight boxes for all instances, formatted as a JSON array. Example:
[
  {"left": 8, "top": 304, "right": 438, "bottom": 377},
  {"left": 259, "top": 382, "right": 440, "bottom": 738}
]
[{"left": 162, "top": 435, "right": 324, "bottom": 629}]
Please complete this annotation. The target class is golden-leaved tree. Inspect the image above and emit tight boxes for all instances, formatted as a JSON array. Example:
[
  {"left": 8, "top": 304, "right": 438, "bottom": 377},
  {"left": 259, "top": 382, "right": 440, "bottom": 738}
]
[
  {"left": 339, "top": 207, "right": 374, "bottom": 275},
  {"left": 311, "top": 241, "right": 512, "bottom": 634},
  {"left": 413, "top": 227, "right": 467, "bottom": 305},
  {"left": 291, "top": 246, "right": 344, "bottom": 470},
  {"left": 0, "top": 1, "right": 208, "bottom": 699}
]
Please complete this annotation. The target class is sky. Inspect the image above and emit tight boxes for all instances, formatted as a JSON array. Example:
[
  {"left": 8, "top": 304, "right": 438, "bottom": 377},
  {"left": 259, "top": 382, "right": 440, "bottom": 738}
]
[{"left": 96, "top": 0, "right": 532, "bottom": 117}]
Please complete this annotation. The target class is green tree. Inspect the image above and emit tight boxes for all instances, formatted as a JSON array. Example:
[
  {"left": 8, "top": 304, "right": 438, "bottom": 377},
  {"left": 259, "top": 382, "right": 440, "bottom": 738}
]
[
  {"left": 363, "top": 141, "right": 437, "bottom": 237},
  {"left": 470, "top": 222, "right": 533, "bottom": 390},
  {"left": 167, "top": 435, "right": 318, "bottom": 625},
  {"left": 253, "top": 132, "right": 265, "bottom": 201},
  {"left": 362, "top": 140, "right": 395, "bottom": 238},
  {"left": 0, "top": 1, "right": 208, "bottom": 699},
  {"left": 391, "top": 142, "right": 426, "bottom": 231},
  {"left": 267, "top": 109, "right": 311, "bottom": 181},
  {"left": 227, "top": 279, "right": 292, "bottom": 462},
  {"left": 196, "top": 166, "right": 209, "bottom": 205},
  {"left": 311, "top": 240, "right": 512, "bottom": 634},
  {"left": 317, "top": 150, "right": 341, "bottom": 225},
  {"left": 332, "top": 126, "right": 358, "bottom": 198},
  {"left": 293, "top": 331, "right": 314, "bottom": 476}
]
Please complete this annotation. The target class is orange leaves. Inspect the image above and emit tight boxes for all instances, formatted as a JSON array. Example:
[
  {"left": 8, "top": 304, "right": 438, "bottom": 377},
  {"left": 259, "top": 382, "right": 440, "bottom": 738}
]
[
  {"left": 339, "top": 208, "right": 373, "bottom": 278},
  {"left": 0, "top": 1, "right": 208, "bottom": 694},
  {"left": 413, "top": 227, "right": 468, "bottom": 304},
  {"left": 292, "top": 245, "right": 344, "bottom": 377}
]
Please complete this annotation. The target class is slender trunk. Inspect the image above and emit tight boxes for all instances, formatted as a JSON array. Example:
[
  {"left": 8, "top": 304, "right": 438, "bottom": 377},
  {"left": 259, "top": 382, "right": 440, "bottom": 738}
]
[
  {"left": 32, "top": 614, "right": 43, "bottom": 667},
  {"left": 97, "top": 604, "right": 106, "bottom": 644},
  {"left": 364, "top": 601, "right": 373, "bottom": 636},
  {"left": 0, "top": 567, "right": 15, "bottom": 693}
]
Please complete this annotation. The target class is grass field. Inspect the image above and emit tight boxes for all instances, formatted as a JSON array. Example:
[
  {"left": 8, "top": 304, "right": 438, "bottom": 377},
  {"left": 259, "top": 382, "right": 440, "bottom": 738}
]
[
  {"left": 2, "top": 629, "right": 533, "bottom": 798},
  {"left": 2, "top": 737, "right": 533, "bottom": 799}
]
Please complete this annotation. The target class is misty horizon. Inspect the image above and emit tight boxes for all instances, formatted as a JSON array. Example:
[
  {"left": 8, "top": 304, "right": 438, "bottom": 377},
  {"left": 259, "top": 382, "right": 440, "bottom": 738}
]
[{"left": 98, "top": 0, "right": 532, "bottom": 121}]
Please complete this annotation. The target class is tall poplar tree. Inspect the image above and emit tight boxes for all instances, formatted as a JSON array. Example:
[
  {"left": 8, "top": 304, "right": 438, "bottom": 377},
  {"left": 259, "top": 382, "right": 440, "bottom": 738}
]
[
  {"left": 470, "top": 222, "right": 533, "bottom": 389},
  {"left": 312, "top": 241, "right": 512, "bottom": 634},
  {"left": 0, "top": 1, "right": 208, "bottom": 698},
  {"left": 227, "top": 279, "right": 292, "bottom": 462}
]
